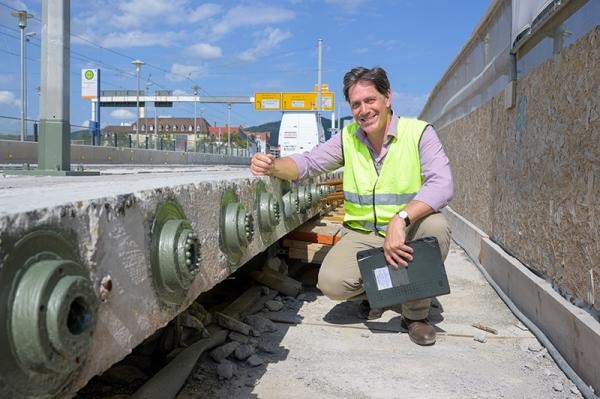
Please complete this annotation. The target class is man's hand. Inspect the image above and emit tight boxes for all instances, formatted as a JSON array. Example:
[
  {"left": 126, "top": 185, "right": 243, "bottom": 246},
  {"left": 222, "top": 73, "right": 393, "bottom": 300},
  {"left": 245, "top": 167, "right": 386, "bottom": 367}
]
[
  {"left": 383, "top": 215, "right": 413, "bottom": 269},
  {"left": 250, "top": 153, "right": 275, "bottom": 176}
]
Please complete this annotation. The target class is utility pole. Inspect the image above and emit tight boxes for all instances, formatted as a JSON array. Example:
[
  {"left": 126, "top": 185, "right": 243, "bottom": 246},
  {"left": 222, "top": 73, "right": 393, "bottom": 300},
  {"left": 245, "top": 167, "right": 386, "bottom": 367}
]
[
  {"left": 12, "top": 10, "right": 33, "bottom": 141},
  {"left": 132, "top": 59, "right": 144, "bottom": 147},
  {"left": 192, "top": 85, "right": 199, "bottom": 150},
  {"left": 227, "top": 103, "right": 231, "bottom": 150},
  {"left": 317, "top": 38, "right": 323, "bottom": 116},
  {"left": 24, "top": 32, "right": 36, "bottom": 140}
]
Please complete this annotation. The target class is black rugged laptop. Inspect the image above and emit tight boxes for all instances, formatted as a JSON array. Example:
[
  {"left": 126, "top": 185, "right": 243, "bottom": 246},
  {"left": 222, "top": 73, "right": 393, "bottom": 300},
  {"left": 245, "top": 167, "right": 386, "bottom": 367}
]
[{"left": 357, "top": 236, "right": 450, "bottom": 309}]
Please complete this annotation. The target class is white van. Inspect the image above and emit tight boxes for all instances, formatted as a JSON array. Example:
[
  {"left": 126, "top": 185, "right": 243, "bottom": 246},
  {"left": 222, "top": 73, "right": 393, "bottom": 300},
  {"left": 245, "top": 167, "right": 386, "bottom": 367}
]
[{"left": 277, "top": 112, "right": 325, "bottom": 157}]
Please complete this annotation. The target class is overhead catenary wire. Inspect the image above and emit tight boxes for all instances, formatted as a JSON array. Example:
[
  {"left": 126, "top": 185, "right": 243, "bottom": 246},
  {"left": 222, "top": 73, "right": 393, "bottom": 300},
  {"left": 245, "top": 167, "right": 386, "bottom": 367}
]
[{"left": 0, "top": 1, "right": 289, "bottom": 127}]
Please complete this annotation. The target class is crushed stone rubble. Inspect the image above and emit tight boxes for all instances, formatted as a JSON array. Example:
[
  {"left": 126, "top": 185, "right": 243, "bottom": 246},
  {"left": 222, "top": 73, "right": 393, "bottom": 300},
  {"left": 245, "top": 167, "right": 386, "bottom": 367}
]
[{"left": 188, "top": 277, "right": 305, "bottom": 385}]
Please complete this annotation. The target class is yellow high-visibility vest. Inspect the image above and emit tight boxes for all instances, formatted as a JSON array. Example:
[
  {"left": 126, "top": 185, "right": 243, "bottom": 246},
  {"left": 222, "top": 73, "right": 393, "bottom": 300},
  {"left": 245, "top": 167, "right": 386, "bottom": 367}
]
[{"left": 342, "top": 117, "right": 428, "bottom": 234}]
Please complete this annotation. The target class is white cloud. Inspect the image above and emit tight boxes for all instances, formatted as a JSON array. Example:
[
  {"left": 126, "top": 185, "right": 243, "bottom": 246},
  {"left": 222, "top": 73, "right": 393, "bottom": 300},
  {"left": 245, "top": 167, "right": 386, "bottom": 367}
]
[
  {"left": 353, "top": 47, "right": 369, "bottom": 54},
  {"left": 392, "top": 91, "right": 429, "bottom": 117},
  {"left": 166, "top": 64, "right": 206, "bottom": 82},
  {"left": 187, "top": 43, "right": 223, "bottom": 59},
  {"left": 0, "top": 74, "right": 14, "bottom": 85},
  {"left": 189, "top": 3, "right": 223, "bottom": 23},
  {"left": 239, "top": 27, "right": 292, "bottom": 62},
  {"left": 325, "top": 0, "right": 367, "bottom": 13},
  {"left": 113, "top": 0, "right": 186, "bottom": 28},
  {"left": 0, "top": 91, "right": 19, "bottom": 106},
  {"left": 172, "top": 89, "right": 187, "bottom": 96},
  {"left": 110, "top": 109, "right": 136, "bottom": 120},
  {"left": 213, "top": 5, "right": 294, "bottom": 35},
  {"left": 100, "top": 30, "right": 178, "bottom": 48}
]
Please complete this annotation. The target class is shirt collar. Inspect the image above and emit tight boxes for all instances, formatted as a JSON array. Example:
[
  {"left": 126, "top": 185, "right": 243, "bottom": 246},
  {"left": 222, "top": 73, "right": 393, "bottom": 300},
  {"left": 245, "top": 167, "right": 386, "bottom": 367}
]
[{"left": 354, "top": 112, "right": 399, "bottom": 145}]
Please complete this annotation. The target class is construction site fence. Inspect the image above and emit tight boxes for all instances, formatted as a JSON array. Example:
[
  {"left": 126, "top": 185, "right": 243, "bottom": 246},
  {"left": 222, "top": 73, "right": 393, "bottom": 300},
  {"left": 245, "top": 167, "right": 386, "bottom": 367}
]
[
  {"left": 419, "top": 0, "right": 597, "bottom": 129},
  {"left": 0, "top": 115, "right": 252, "bottom": 157}
]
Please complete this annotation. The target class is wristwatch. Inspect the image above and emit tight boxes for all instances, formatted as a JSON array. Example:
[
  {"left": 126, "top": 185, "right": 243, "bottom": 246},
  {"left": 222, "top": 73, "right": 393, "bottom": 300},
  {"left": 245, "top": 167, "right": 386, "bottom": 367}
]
[{"left": 397, "top": 210, "right": 411, "bottom": 226}]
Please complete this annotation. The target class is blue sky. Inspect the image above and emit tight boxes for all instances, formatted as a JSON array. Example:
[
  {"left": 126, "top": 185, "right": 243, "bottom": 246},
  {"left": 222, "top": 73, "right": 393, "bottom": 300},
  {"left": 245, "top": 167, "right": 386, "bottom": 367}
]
[{"left": 0, "top": 0, "right": 491, "bottom": 131}]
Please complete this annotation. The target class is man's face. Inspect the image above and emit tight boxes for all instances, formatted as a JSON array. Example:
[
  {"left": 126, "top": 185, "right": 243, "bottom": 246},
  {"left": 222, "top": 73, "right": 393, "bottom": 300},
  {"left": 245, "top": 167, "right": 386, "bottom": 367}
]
[{"left": 348, "top": 81, "right": 391, "bottom": 137}]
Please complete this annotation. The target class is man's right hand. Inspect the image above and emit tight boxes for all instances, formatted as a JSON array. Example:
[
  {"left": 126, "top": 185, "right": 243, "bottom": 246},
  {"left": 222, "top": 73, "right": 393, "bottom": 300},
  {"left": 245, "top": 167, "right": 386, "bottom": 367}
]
[{"left": 250, "top": 152, "right": 275, "bottom": 176}]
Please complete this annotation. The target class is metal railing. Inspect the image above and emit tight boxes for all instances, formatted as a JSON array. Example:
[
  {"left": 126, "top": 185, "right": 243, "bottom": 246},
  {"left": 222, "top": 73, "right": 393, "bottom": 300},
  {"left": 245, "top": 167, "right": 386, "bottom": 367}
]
[
  {"left": 0, "top": 115, "right": 252, "bottom": 158},
  {"left": 419, "top": 0, "right": 595, "bottom": 129}
]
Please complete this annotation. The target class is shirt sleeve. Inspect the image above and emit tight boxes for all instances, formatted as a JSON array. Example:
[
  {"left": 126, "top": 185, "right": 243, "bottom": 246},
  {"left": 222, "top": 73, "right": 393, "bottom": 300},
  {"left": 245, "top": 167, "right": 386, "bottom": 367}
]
[
  {"left": 414, "top": 125, "right": 454, "bottom": 211},
  {"left": 289, "top": 133, "right": 344, "bottom": 181}
]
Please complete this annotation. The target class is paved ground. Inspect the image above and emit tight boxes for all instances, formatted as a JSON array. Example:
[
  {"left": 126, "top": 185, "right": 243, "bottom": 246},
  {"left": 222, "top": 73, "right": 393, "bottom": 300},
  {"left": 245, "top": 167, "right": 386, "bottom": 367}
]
[{"left": 178, "top": 242, "right": 583, "bottom": 399}]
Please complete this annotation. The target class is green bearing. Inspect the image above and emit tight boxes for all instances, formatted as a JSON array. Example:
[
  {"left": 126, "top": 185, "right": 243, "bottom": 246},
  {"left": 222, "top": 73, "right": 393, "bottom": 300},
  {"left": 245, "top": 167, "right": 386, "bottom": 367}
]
[
  {"left": 258, "top": 191, "right": 281, "bottom": 232},
  {"left": 11, "top": 259, "right": 95, "bottom": 374},
  {"left": 297, "top": 185, "right": 312, "bottom": 211},
  {"left": 152, "top": 201, "right": 201, "bottom": 306},
  {"left": 0, "top": 230, "right": 97, "bottom": 398},
  {"left": 309, "top": 182, "right": 322, "bottom": 205},
  {"left": 282, "top": 190, "right": 301, "bottom": 219},
  {"left": 223, "top": 202, "right": 254, "bottom": 252},
  {"left": 219, "top": 189, "right": 254, "bottom": 267}
]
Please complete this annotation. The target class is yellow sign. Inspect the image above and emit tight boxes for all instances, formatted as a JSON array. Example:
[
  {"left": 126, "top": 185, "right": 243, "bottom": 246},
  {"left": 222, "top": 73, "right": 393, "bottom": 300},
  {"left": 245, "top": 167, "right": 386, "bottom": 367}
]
[
  {"left": 254, "top": 92, "right": 282, "bottom": 110},
  {"left": 282, "top": 92, "right": 314, "bottom": 111},
  {"left": 314, "top": 83, "right": 329, "bottom": 92},
  {"left": 255, "top": 91, "right": 334, "bottom": 111}
]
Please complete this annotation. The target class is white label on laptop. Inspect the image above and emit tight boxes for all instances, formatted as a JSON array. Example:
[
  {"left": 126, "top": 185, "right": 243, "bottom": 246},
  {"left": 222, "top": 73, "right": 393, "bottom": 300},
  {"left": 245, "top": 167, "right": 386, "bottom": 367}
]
[{"left": 373, "top": 267, "right": 393, "bottom": 290}]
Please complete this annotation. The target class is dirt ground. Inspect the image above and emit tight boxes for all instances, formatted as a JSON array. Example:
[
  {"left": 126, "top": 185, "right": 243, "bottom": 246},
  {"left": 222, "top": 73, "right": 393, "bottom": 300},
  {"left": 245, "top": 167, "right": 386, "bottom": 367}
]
[{"left": 176, "top": 242, "right": 584, "bottom": 399}]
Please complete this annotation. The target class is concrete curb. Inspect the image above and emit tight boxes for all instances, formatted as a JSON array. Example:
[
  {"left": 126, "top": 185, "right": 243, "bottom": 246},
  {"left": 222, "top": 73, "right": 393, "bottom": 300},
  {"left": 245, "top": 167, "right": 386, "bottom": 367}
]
[{"left": 442, "top": 206, "right": 600, "bottom": 394}]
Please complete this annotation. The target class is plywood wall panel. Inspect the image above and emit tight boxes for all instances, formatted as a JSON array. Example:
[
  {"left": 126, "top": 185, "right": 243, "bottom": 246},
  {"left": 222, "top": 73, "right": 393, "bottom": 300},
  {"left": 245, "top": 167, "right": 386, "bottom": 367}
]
[
  {"left": 441, "top": 26, "right": 599, "bottom": 310},
  {"left": 437, "top": 101, "right": 495, "bottom": 234}
]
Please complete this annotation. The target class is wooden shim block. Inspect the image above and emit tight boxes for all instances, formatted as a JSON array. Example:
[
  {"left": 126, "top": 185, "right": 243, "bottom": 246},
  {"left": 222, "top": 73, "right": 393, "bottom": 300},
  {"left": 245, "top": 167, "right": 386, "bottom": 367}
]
[
  {"left": 322, "top": 216, "right": 345, "bottom": 224},
  {"left": 288, "top": 247, "right": 328, "bottom": 264},
  {"left": 285, "top": 230, "right": 341, "bottom": 245},
  {"left": 282, "top": 239, "right": 333, "bottom": 252},
  {"left": 250, "top": 269, "right": 302, "bottom": 297}
]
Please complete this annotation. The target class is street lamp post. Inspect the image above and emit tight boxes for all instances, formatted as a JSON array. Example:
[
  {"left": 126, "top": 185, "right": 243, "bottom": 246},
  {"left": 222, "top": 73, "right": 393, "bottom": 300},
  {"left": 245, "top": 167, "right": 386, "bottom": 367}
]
[
  {"left": 132, "top": 59, "right": 144, "bottom": 147},
  {"left": 24, "top": 32, "right": 36, "bottom": 141},
  {"left": 227, "top": 103, "right": 231, "bottom": 151},
  {"left": 192, "top": 85, "right": 199, "bottom": 151},
  {"left": 12, "top": 10, "right": 33, "bottom": 141}
]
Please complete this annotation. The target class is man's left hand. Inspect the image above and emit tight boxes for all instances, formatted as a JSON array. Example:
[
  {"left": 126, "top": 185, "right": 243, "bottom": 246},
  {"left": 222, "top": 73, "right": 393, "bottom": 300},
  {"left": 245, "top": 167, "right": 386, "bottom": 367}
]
[{"left": 383, "top": 215, "right": 413, "bottom": 269}]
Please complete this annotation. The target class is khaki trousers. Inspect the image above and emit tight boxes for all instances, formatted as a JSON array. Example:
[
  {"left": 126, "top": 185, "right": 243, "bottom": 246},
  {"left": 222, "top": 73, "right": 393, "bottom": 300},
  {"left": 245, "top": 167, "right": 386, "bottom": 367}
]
[{"left": 317, "top": 212, "right": 451, "bottom": 320}]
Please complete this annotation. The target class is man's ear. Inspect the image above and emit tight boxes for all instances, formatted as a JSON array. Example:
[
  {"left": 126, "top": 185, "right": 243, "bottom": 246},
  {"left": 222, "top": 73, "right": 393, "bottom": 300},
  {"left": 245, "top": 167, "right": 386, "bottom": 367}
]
[{"left": 385, "top": 90, "right": 392, "bottom": 108}]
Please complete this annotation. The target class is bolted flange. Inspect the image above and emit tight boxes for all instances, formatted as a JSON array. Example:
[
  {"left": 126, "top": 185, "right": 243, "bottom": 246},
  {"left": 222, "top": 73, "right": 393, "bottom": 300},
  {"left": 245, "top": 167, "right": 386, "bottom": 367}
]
[
  {"left": 152, "top": 201, "right": 201, "bottom": 306},
  {"left": 223, "top": 202, "right": 254, "bottom": 254},
  {"left": 282, "top": 190, "right": 301, "bottom": 219},
  {"left": 258, "top": 191, "right": 281, "bottom": 232},
  {"left": 0, "top": 230, "right": 97, "bottom": 398},
  {"left": 11, "top": 259, "right": 95, "bottom": 375},
  {"left": 297, "top": 185, "right": 313, "bottom": 211},
  {"left": 309, "top": 182, "right": 322, "bottom": 205}
]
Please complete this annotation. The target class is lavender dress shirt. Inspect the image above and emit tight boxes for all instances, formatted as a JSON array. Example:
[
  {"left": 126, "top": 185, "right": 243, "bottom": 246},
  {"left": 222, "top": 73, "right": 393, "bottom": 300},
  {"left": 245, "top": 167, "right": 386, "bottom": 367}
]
[{"left": 288, "top": 115, "right": 453, "bottom": 211}]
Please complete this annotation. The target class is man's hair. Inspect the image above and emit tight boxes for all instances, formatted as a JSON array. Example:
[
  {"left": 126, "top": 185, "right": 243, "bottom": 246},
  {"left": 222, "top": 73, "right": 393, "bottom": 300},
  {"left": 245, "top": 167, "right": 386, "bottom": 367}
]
[{"left": 343, "top": 67, "right": 390, "bottom": 102}]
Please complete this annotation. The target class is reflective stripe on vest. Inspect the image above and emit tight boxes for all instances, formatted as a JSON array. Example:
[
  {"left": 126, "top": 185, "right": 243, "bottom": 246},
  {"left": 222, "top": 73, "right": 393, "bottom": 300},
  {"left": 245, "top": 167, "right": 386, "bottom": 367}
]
[
  {"left": 343, "top": 192, "right": 417, "bottom": 206},
  {"left": 342, "top": 117, "right": 428, "bottom": 235}
]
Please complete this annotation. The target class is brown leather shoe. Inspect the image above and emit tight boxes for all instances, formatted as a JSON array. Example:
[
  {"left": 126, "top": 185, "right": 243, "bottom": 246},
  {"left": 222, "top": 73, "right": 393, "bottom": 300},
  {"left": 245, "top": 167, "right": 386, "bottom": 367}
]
[{"left": 402, "top": 317, "right": 436, "bottom": 346}]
